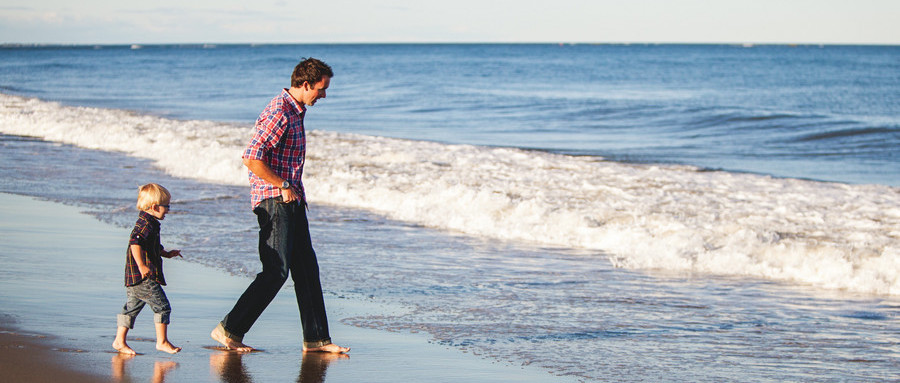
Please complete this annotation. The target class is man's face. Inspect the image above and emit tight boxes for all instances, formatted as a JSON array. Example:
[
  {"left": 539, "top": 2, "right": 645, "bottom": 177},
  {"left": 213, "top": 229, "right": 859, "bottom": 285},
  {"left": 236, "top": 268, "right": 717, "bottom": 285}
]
[{"left": 301, "top": 76, "right": 330, "bottom": 106}]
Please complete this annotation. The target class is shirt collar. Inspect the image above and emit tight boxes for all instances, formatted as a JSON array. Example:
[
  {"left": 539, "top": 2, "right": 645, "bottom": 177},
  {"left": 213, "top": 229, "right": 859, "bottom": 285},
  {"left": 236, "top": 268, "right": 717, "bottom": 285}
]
[
  {"left": 139, "top": 210, "right": 160, "bottom": 225},
  {"left": 282, "top": 88, "right": 306, "bottom": 115}
]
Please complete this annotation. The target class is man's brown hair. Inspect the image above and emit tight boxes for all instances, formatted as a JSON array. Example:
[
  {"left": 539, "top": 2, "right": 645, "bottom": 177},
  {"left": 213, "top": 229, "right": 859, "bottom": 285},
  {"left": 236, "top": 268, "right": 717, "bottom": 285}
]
[{"left": 291, "top": 58, "right": 333, "bottom": 88}]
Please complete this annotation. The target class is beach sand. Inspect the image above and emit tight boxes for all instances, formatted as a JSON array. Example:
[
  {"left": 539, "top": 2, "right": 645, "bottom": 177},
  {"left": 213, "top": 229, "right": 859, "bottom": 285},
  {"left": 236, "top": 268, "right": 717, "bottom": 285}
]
[
  {"left": 0, "top": 328, "right": 101, "bottom": 383},
  {"left": 0, "top": 192, "right": 568, "bottom": 382}
]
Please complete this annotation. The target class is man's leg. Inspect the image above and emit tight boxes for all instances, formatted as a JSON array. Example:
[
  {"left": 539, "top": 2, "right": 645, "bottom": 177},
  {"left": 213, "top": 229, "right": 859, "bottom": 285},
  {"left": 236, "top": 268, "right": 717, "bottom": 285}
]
[
  {"left": 290, "top": 205, "right": 331, "bottom": 347},
  {"left": 217, "top": 198, "right": 292, "bottom": 348},
  {"left": 291, "top": 204, "right": 349, "bottom": 353}
]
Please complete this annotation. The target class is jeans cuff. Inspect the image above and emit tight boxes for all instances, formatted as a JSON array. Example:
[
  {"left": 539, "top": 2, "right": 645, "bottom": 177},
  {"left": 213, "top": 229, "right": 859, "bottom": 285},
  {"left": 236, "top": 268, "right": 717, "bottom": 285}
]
[
  {"left": 303, "top": 338, "right": 332, "bottom": 349},
  {"left": 218, "top": 322, "right": 244, "bottom": 343},
  {"left": 154, "top": 312, "right": 170, "bottom": 325},
  {"left": 117, "top": 314, "right": 135, "bottom": 329}
]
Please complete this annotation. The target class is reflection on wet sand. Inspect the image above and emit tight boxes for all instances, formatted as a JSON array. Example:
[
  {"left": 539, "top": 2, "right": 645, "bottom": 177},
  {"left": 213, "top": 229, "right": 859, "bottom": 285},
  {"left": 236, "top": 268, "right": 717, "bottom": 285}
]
[
  {"left": 208, "top": 350, "right": 347, "bottom": 383},
  {"left": 111, "top": 353, "right": 178, "bottom": 383},
  {"left": 209, "top": 351, "right": 253, "bottom": 383},
  {"left": 298, "top": 353, "right": 348, "bottom": 383},
  {"left": 110, "top": 353, "right": 133, "bottom": 382}
]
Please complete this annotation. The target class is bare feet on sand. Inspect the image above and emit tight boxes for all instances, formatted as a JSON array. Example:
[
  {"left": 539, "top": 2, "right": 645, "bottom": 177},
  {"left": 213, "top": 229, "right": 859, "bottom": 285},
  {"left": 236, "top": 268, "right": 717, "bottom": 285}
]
[
  {"left": 112, "top": 340, "right": 136, "bottom": 355},
  {"left": 156, "top": 340, "right": 182, "bottom": 354},
  {"left": 211, "top": 325, "right": 255, "bottom": 352},
  {"left": 303, "top": 343, "right": 350, "bottom": 354}
]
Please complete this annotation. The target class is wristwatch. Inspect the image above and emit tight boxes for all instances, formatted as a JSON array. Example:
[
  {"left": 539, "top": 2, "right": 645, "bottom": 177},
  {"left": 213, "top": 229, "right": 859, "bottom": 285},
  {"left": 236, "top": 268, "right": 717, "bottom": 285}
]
[{"left": 279, "top": 180, "right": 291, "bottom": 189}]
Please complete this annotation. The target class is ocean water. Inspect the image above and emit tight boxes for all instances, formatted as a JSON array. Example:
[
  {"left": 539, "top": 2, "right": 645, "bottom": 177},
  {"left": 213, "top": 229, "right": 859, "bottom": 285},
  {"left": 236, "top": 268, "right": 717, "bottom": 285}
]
[
  {"left": 2, "top": 44, "right": 898, "bottom": 186},
  {"left": 1, "top": 44, "right": 899, "bottom": 381}
]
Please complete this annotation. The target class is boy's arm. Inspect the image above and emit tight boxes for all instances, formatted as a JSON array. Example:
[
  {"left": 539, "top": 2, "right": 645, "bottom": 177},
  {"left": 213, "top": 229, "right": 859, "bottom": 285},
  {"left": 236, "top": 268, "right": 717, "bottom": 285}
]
[
  {"left": 130, "top": 244, "right": 151, "bottom": 277},
  {"left": 163, "top": 249, "right": 183, "bottom": 258}
]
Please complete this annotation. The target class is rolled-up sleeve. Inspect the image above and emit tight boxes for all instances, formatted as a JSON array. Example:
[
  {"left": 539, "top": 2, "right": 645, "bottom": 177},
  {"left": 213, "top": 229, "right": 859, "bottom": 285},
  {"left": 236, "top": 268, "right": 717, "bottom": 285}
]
[{"left": 243, "top": 112, "right": 286, "bottom": 161}]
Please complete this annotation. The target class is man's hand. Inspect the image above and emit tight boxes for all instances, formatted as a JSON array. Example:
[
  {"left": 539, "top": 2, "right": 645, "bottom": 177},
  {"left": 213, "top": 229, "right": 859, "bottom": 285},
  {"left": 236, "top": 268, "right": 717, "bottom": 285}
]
[
  {"left": 242, "top": 158, "right": 301, "bottom": 204},
  {"left": 281, "top": 187, "right": 298, "bottom": 203}
]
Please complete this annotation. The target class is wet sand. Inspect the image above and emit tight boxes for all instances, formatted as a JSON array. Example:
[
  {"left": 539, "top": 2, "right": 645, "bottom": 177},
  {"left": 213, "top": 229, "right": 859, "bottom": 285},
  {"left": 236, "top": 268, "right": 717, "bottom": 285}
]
[
  {"left": 0, "top": 192, "right": 569, "bottom": 382},
  {"left": 0, "top": 327, "right": 103, "bottom": 383}
]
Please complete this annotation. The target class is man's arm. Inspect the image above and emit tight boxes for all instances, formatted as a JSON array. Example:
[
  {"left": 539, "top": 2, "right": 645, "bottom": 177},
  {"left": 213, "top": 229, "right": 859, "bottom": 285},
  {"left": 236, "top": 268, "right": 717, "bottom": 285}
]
[{"left": 243, "top": 158, "right": 299, "bottom": 203}]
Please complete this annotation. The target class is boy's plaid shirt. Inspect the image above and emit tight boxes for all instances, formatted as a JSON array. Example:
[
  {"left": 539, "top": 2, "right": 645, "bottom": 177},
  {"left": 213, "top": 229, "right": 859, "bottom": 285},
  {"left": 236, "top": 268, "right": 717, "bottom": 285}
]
[
  {"left": 124, "top": 211, "right": 166, "bottom": 286},
  {"left": 243, "top": 89, "right": 307, "bottom": 209}
]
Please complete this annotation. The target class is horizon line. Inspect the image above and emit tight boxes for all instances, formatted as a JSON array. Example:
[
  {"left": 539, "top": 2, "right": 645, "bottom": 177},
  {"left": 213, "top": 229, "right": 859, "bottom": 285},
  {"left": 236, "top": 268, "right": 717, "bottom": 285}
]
[{"left": 3, "top": 41, "right": 899, "bottom": 47}]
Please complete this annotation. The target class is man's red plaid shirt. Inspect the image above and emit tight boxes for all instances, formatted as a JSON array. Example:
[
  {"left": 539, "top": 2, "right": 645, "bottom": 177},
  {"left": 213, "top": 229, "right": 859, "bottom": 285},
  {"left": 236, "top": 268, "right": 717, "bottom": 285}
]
[{"left": 243, "top": 89, "right": 307, "bottom": 209}]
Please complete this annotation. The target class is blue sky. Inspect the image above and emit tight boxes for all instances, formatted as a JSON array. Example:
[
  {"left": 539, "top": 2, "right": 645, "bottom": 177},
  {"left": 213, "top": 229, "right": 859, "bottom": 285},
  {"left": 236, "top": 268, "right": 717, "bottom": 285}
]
[{"left": 1, "top": 0, "right": 897, "bottom": 45}]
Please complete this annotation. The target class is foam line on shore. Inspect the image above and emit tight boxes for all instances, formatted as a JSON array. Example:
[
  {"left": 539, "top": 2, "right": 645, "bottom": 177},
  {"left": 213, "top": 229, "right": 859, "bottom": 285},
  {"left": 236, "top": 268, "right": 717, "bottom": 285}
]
[{"left": 2, "top": 93, "right": 899, "bottom": 295}]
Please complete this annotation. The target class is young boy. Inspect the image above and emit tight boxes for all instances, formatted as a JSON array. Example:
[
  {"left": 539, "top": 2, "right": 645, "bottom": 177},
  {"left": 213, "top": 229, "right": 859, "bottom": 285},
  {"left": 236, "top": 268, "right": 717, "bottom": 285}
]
[{"left": 112, "top": 183, "right": 183, "bottom": 355}]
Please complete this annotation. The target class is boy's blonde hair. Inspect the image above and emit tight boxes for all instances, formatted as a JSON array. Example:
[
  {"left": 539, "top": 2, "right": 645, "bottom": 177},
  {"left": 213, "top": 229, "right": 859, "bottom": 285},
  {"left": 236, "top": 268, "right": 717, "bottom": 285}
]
[{"left": 136, "top": 183, "right": 171, "bottom": 211}]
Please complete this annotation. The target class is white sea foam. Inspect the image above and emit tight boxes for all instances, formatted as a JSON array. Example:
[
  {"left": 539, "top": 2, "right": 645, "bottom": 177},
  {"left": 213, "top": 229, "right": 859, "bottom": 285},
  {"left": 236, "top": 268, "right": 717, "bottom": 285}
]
[{"left": 3, "top": 93, "right": 899, "bottom": 295}]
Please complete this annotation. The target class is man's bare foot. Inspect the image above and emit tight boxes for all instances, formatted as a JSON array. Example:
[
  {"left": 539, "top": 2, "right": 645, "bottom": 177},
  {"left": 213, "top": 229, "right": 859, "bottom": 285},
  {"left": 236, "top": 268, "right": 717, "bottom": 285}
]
[
  {"left": 156, "top": 340, "right": 182, "bottom": 354},
  {"left": 211, "top": 325, "right": 254, "bottom": 352},
  {"left": 113, "top": 339, "right": 136, "bottom": 355},
  {"left": 303, "top": 343, "right": 350, "bottom": 354}
]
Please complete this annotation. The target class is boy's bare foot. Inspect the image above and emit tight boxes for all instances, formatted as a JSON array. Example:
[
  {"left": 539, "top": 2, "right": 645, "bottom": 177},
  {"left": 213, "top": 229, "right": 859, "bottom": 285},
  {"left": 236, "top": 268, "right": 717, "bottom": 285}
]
[
  {"left": 156, "top": 340, "right": 182, "bottom": 354},
  {"left": 303, "top": 343, "right": 350, "bottom": 354},
  {"left": 113, "top": 340, "right": 136, "bottom": 355},
  {"left": 211, "top": 325, "right": 254, "bottom": 352}
]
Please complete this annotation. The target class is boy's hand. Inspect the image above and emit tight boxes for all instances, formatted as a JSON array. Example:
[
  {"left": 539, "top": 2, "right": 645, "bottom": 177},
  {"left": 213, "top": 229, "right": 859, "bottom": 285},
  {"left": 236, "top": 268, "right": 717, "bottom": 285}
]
[
  {"left": 164, "top": 250, "right": 183, "bottom": 258},
  {"left": 138, "top": 264, "right": 151, "bottom": 278}
]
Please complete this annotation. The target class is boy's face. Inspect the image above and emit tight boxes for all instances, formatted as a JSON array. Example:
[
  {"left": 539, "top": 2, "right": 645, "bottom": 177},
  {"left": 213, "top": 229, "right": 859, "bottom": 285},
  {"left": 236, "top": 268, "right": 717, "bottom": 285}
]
[{"left": 148, "top": 203, "right": 169, "bottom": 220}]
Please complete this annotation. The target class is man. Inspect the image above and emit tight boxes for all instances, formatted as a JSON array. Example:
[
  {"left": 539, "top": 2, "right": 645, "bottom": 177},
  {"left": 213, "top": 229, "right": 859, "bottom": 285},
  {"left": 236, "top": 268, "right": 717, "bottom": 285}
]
[{"left": 211, "top": 58, "right": 349, "bottom": 354}]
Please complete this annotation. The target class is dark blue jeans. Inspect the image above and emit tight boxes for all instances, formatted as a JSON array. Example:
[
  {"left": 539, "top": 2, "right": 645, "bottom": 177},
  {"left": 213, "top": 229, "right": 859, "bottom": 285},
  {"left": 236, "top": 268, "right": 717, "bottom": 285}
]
[{"left": 221, "top": 197, "right": 331, "bottom": 348}]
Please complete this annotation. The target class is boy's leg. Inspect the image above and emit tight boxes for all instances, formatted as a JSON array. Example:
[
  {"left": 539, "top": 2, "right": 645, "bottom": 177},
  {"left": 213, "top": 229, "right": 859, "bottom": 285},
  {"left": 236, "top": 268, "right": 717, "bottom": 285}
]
[
  {"left": 140, "top": 280, "right": 181, "bottom": 354},
  {"left": 113, "top": 288, "right": 144, "bottom": 354},
  {"left": 117, "top": 288, "right": 145, "bottom": 329},
  {"left": 113, "top": 326, "right": 136, "bottom": 355},
  {"left": 140, "top": 280, "right": 171, "bottom": 326},
  {"left": 154, "top": 323, "right": 181, "bottom": 354}
]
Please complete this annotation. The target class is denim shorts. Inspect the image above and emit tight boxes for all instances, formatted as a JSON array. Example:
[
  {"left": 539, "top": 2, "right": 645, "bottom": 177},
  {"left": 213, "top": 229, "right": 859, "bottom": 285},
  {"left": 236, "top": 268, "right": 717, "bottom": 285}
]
[{"left": 117, "top": 278, "right": 171, "bottom": 328}]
